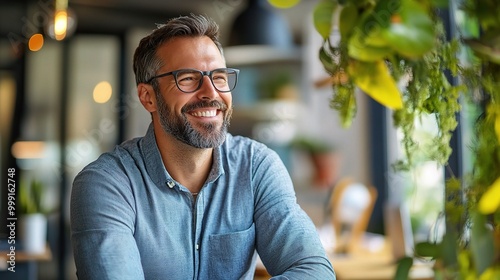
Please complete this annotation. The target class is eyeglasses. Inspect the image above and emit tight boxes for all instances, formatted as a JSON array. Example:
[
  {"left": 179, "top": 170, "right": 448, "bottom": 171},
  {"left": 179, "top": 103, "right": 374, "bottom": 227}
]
[{"left": 146, "top": 68, "right": 240, "bottom": 93}]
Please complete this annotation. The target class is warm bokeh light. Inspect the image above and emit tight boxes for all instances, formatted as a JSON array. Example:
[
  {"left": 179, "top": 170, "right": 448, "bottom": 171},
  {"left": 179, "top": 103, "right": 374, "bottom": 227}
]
[
  {"left": 0, "top": 76, "right": 15, "bottom": 141},
  {"left": 11, "top": 141, "right": 46, "bottom": 159},
  {"left": 93, "top": 81, "right": 113, "bottom": 103},
  {"left": 54, "top": 9, "right": 68, "bottom": 40},
  {"left": 28, "top": 33, "right": 44, "bottom": 51},
  {"left": 45, "top": 7, "right": 77, "bottom": 40},
  {"left": 268, "top": 0, "right": 301, "bottom": 8}
]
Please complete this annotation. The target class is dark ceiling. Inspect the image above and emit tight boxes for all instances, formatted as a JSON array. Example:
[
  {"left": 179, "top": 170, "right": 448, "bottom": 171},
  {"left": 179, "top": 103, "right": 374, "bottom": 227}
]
[
  {"left": 1, "top": 0, "right": 313, "bottom": 45},
  {"left": 1, "top": 0, "right": 223, "bottom": 34},
  {"left": 69, "top": 0, "right": 226, "bottom": 33}
]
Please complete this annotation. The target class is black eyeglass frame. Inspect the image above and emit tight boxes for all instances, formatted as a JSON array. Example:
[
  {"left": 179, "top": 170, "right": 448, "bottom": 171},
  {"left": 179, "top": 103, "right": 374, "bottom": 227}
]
[{"left": 146, "top": 68, "right": 240, "bottom": 93}]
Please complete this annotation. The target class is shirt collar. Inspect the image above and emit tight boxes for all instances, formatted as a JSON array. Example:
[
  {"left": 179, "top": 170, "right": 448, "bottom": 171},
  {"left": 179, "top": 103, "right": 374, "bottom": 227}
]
[{"left": 140, "top": 123, "right": 225, "bottom": 188}]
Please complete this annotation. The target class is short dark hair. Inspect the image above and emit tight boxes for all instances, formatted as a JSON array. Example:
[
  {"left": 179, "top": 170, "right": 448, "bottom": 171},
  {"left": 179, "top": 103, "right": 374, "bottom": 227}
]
[{"left": 133, "top": 14, "right": 223, "bottom": 86}]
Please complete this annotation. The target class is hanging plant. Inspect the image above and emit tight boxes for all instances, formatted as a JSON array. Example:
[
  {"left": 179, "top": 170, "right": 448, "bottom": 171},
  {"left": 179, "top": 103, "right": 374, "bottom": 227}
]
[
  {"left": 314, "top": 0, "right": 462, "bottom": 168},
  {"left": 313, "top": 0, "right": 500, "bottom": 279}
]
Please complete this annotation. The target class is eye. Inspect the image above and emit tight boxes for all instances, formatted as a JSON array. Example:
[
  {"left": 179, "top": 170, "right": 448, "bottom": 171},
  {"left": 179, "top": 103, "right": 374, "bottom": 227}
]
[
  {"left": 177, "top": 71, "right": 201, "bottom": 85},
  {"left": 212, "top": 72, "right": 228, "bottom": 83}
]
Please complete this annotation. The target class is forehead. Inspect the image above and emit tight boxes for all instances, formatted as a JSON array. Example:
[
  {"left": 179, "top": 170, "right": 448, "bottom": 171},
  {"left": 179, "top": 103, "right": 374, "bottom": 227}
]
[{"left": 156, "top": 36, "right": 225, "bottom": 70}]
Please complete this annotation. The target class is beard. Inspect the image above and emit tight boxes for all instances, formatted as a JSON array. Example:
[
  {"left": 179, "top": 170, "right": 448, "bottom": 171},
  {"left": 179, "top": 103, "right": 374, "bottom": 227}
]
[{"left": 156, "top": 93, "right": 232, "bottom": 149}]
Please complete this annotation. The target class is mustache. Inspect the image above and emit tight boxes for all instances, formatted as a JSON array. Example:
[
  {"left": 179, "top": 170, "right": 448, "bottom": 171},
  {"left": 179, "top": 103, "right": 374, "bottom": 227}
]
[{"left": 182, "top": 100, "right": 228, "bottom": 113}]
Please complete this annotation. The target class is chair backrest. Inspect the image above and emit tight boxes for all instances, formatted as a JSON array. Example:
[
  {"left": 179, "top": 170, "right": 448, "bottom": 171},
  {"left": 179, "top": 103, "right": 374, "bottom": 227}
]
[{"left": 329, "top": 177, "right": 378, "bottom": 253}]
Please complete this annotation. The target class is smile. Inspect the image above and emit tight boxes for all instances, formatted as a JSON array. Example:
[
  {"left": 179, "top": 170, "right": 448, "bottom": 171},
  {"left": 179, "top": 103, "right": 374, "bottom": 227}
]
[{"left": 190, "top": 109, "right": 218, "bottom": 117}]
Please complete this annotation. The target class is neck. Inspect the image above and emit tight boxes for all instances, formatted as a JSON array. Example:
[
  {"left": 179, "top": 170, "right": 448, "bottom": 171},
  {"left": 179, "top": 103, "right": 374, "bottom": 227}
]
[{"left": 153, "top": 122, "right": 213, "bottom": 194}]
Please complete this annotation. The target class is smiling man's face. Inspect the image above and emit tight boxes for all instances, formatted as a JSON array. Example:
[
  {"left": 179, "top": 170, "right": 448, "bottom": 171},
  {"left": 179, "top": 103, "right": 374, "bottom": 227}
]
[{"left": 152, "top": 36, "right": 233, "bottom": 148}]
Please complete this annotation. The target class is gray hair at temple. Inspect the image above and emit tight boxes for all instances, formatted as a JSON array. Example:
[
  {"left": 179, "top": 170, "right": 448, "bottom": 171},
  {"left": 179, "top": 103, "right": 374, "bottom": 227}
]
[{"left": 132, "top": 14, "right": 223, "bottom": 88}]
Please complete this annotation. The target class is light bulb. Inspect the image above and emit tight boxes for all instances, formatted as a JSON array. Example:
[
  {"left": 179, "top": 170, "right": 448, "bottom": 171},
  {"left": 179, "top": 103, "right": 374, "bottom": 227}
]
[
  {"left": 54, "top": 10, "right": 68, "bottom": 40},
  {"left": 46, "top": 7, "right": 77, "bottom": 40}
]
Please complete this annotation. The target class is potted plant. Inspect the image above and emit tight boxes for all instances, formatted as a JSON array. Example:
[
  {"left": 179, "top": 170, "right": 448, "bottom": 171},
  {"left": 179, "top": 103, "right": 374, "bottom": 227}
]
[
  {"left": 250, "top": 70, "right": 301, "bottom": 145},
  {"left": 291, "top": 136, "right": 339, "bottom": 189},
  {"left": 312, "top": 0, "right": 500, "bottom": 279},
  {"left": 19, "top": 179, "right": 49, "bottom": 254}
]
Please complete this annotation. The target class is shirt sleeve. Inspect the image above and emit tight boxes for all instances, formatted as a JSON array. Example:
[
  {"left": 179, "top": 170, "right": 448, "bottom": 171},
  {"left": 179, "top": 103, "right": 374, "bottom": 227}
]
[
  {"left": 252, "top": 148, "right": 336, "bottom": 279},
  {"left": 70, "top": 158, "right": 145, "bottom": 280}
]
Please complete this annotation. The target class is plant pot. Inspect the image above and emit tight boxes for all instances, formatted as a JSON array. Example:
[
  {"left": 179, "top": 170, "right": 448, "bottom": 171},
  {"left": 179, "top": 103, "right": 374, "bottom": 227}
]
[
  {"left": 311, "top": 152, "right": 340, "bottom": 189},
  {"left": 19, "top": 213, "right": 47, "bottom": 254}
]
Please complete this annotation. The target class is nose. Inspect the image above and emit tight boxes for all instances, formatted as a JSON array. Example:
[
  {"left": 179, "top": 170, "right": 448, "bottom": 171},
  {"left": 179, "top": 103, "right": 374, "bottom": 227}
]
[{"left": 196, "top": 75, "right": 219, "bottom": 100}]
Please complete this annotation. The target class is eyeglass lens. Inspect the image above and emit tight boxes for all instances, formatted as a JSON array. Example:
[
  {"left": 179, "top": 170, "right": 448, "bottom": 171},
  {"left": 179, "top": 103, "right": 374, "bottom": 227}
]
[{"left": 175, "top": 69, "right": 237, "bottom": 93}]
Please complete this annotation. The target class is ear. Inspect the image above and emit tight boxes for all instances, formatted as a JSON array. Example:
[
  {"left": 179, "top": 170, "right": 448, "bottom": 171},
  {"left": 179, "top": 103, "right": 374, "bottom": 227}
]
[{"left": 138, "top": 83, "right": 157, "bottom": 113}]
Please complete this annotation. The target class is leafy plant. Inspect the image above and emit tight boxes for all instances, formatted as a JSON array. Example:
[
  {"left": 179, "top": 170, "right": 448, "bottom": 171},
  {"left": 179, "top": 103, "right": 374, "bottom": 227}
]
[
  {"left": 313, "top": 0, "right": 500, "bottom": 279},
  {"left": 314, "top": 0, "right": 463, "bottom": 168},
  {"left": 257, "top": 71, "right": 296, "bottom": 100},
  {"left": 290, "top": 136, "right": 335, "bottom": 154},
  {"left": 19, "top": 180, "right": 47, "bottom": 215}
]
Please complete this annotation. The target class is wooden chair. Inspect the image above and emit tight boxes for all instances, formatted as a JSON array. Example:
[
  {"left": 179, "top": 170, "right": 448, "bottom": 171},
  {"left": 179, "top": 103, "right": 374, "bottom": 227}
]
[{"left": 330, "top": 177, "right": 378, "bottom": 254}]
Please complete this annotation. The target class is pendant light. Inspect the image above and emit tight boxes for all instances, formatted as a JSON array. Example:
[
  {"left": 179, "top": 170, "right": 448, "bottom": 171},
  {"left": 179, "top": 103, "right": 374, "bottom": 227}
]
[{"left": 228, "top": 0, "right": 293, "bottom": 48}]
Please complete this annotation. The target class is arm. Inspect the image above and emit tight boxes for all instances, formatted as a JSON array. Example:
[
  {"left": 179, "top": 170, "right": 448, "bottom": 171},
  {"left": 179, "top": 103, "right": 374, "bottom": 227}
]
[
  {"left": 70, "top": 159, "right": 144, "bottom": 280},
  {"left": 253, "top": 150, "right": 336, "bottom": 279}
]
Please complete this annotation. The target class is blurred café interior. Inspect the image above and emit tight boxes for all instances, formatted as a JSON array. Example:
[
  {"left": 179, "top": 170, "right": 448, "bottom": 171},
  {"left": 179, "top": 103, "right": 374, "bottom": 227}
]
[{"left": 0, "top": 0, "right": 476, "bottom": 279}]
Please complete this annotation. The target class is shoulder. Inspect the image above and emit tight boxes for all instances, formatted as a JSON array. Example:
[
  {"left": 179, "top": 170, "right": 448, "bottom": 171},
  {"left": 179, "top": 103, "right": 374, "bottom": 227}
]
[
  {"left": 220, "top": 134, "right": 284, "bottom": 172},
  {"left": 73, "top": 137, "right": 141, "bottom": 186}
]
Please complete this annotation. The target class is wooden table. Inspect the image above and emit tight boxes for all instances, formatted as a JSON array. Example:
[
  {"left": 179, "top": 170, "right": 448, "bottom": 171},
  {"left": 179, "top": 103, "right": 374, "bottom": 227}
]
[
  {"left": 0, "top": 245, "right": 52, "bottom": 263},
  {"left": 0, "top": 245, "right": 52, "bottom": 280},
  {"left": 254, "top": 234, "right": 434, "bottom": 280},
  {"left": 329, "top": 236, "right": 434, "bottom": 280}
]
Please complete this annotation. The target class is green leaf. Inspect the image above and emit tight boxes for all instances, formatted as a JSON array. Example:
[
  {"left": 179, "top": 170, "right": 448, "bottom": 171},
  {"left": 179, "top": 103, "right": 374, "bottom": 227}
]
[
  {"left": 394, "top": 257, "right": 413, "bottom": 280},
  {"left": 339, "top": 3, "right": 358, "bottom": 38},
  {"left": 415, "top": 241, "right": 440, "bottom": 258},
  {"left": 475, "top": 0, "right": 500, "bottom": 31},
  {"left": 496, "top": 111, "right": 500, "bottom": 142},
  {"left": 19, "top": 180, "right": 45, "bottom": 214},
  {"left": 359, "top": 0, "right": 396, "bottom": 30},
  {"left": 313, "top": 0, "right": 337, "bottom": 39},
  {"left": 470, "top": 212, "right": 495, "bottom": 275},
  {"left": 431, "top": 0, "right": 449, "bottom": 8},
  {"left": 319, "top": 44, "right": 336, "bottom": 74},
  {"left": 440, "top": 230, "right": 458, "bottom": 267},
  {"left": 348, "top": 29, "right": 393, "bottom": 61},
  {"left": 352, "top": 0, "right": 398, "bottom": 48},
  {"left": 380, "top": 0, "right": 435, "bottom": 58}
]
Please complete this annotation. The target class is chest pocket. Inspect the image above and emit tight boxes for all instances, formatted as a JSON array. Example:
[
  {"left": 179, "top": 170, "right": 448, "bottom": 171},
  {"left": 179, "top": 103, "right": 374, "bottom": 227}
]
[{"left": 207, "top": 223, "right": 256, "bottom": 279}]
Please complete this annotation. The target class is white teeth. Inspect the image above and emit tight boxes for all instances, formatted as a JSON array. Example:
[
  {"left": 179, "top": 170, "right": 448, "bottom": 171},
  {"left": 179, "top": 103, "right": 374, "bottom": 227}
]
[{"left": 191, "top": 110, "right": 216, "bottom": 117}]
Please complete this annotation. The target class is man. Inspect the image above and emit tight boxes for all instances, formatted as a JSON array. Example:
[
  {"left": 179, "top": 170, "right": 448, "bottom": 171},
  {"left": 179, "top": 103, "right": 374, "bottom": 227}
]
[{"left": 70, "top": 14, "right": 335, "bottom": 279}]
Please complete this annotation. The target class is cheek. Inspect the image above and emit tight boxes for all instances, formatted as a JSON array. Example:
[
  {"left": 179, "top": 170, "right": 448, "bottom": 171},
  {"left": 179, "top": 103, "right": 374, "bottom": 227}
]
[
  {"left": 222, "top": 93, "right": 232, "bottom": 107},
  {"left": 160, "top": 91, "right": 187, "bottom": 110}
]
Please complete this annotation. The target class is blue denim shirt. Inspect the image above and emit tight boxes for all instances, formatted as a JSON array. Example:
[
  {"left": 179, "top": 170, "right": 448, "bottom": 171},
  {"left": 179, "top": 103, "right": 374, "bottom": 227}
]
[{"left": 70, "top": 124, "right": 335, "bottom": 279}]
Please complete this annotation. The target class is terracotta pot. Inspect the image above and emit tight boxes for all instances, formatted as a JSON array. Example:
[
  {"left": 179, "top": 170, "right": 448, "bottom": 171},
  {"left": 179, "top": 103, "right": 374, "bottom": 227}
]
[{"left": 311, "top": 152, "right": 340, "bottom": 189}]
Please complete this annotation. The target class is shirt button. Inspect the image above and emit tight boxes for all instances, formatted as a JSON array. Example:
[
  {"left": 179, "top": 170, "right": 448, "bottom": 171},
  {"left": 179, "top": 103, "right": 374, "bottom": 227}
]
[
  {"left": 166, "top": 180, "right": 175, "bottom": 189},
  {"left": 195, "top": 244, "right": 199, "bottom": 250}
]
